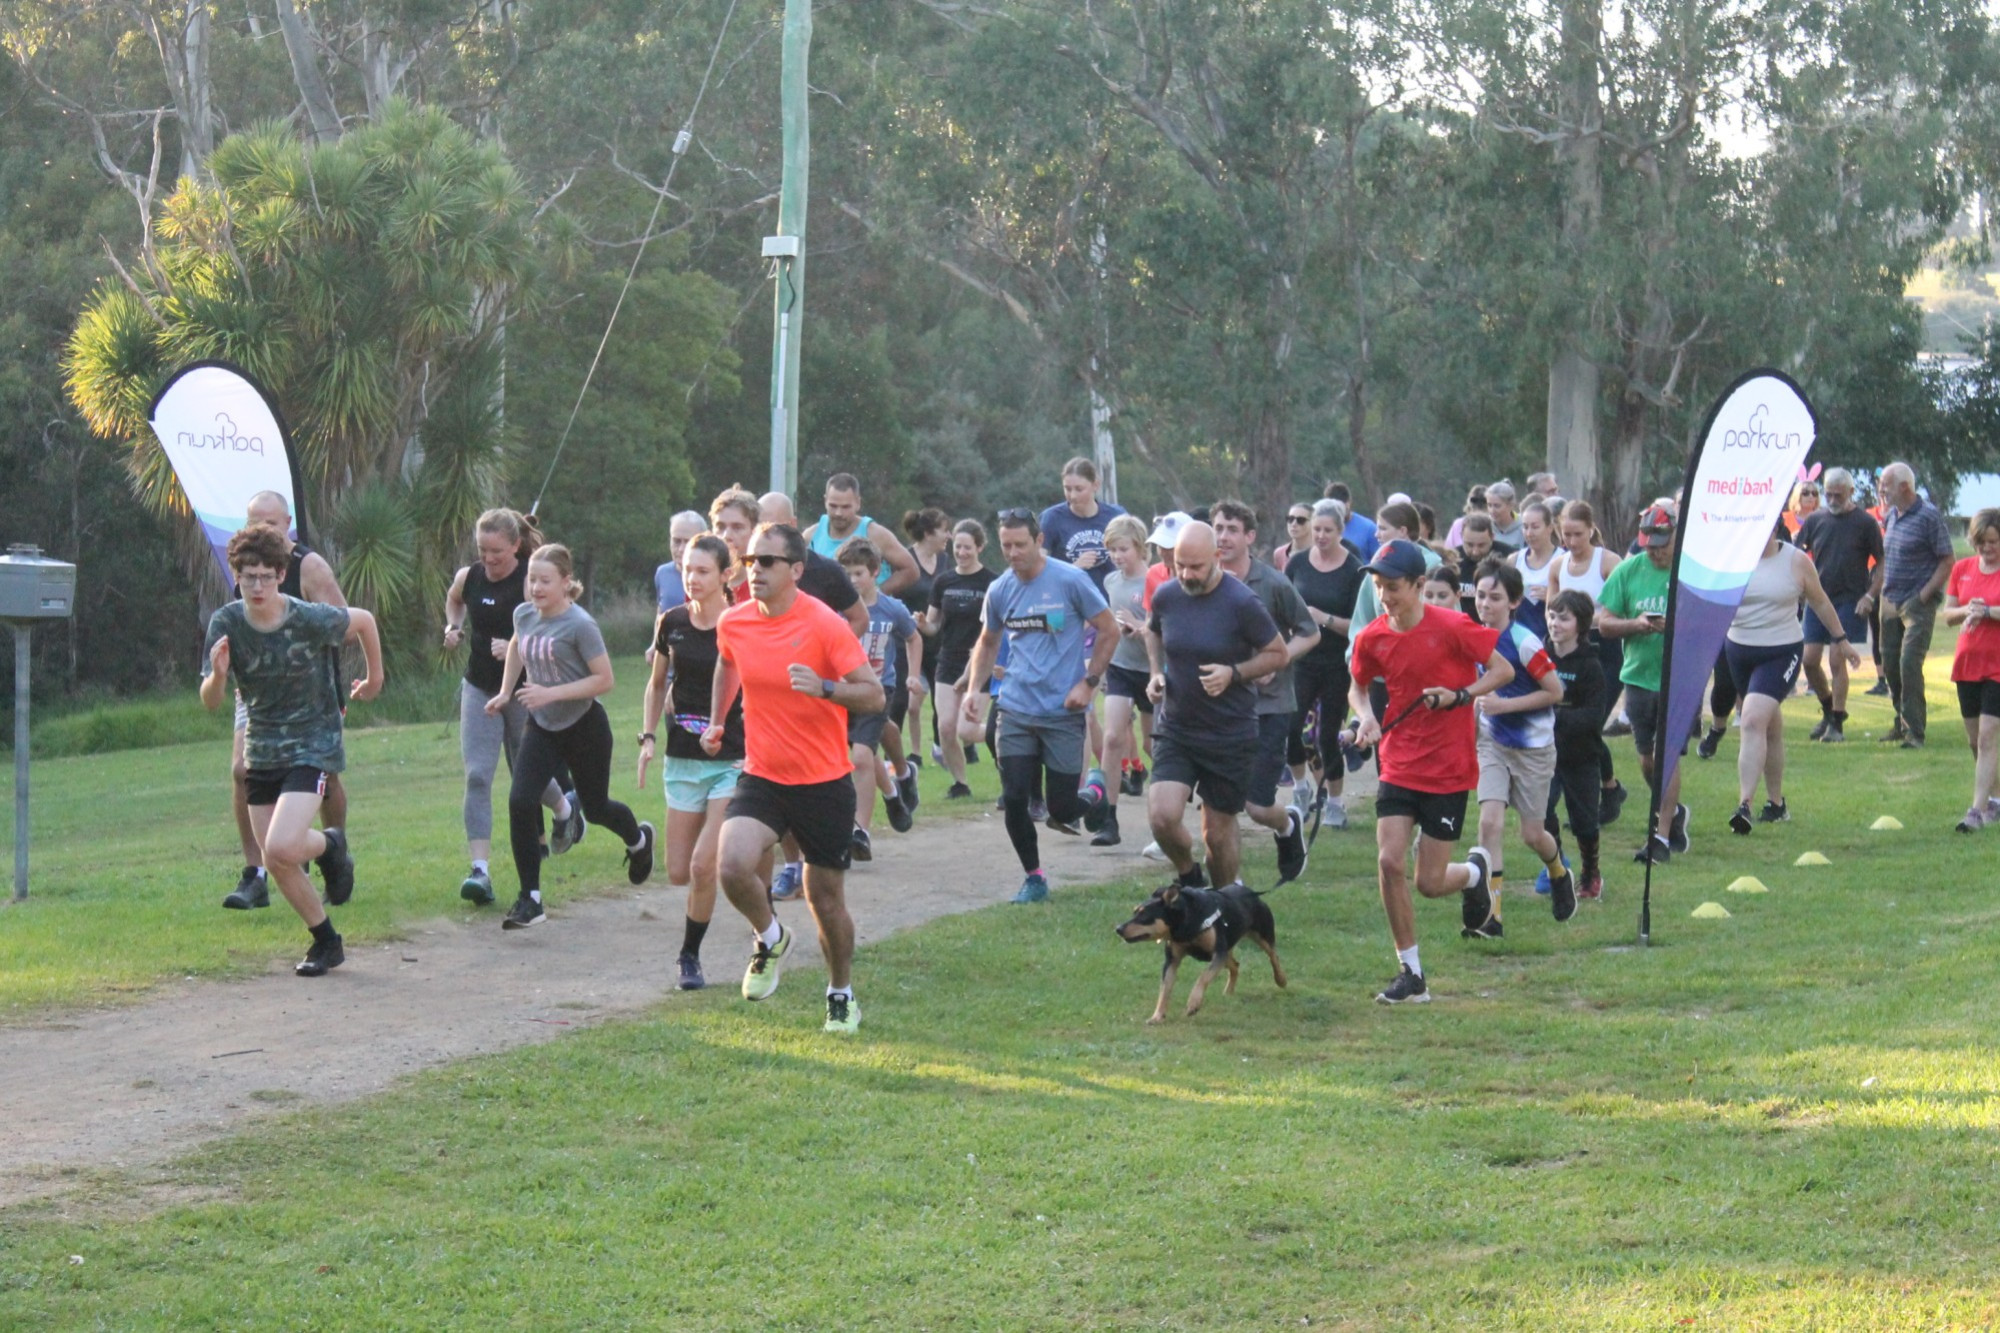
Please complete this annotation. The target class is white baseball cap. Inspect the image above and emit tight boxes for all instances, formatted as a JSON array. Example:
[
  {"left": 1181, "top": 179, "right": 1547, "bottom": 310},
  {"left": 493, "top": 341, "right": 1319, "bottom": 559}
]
[{"left": 1147, "top": 511, "right": 1193, "bottom": 549}]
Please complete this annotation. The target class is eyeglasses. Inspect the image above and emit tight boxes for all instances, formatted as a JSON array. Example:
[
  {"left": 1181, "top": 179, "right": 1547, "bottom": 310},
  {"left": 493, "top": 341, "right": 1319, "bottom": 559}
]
[
  {"left": 739, "top": 553, "right": 794, "bottom": 569},
  {"left": 236, "top": 573, "right": 279, "bottom": 588}
]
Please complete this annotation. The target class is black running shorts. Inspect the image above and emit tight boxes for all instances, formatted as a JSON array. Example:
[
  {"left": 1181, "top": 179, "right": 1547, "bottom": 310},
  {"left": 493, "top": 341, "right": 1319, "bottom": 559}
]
[{"left": 727, "top": 772, "right": 857, "bottom": 870}]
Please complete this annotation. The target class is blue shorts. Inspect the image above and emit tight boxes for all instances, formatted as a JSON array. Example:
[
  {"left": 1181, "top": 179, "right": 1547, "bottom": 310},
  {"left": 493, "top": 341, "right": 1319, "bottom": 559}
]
[
  {"left": 1803, "top": 596, "right": 1866, "bottom": 646},
  {"left": 1726, "top": 639, "right": 1804, "bottom": 702},
  {"left": 665, "top": 756, "right": 741, "bottom": 813}
]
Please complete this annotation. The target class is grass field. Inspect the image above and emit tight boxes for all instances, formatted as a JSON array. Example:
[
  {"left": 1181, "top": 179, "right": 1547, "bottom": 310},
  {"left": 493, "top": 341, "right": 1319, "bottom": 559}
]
[{"left": 6, "top": 648, "right": 2000, "bottom": 1328}]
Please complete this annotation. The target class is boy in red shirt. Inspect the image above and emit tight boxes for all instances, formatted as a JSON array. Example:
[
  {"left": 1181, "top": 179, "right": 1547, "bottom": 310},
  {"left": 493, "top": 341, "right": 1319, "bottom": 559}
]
[
  {"left": 707, "top": 523, "right": 885, "bottom": 1034},
  {"left": 1347, "top": 540, "right": 1516, "bottom": 1004}
]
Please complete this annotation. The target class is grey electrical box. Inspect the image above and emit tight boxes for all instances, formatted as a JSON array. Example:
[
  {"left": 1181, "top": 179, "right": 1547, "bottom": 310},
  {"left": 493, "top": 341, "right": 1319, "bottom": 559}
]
[{"left": 0, "top": 546, "right": 76, "bottom": 622}]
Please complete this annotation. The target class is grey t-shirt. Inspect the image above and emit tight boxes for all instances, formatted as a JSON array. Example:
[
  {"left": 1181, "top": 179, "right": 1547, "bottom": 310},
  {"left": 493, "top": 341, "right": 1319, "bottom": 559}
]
[
  {"left": 512, "top": 602, "right": 609, "bottom": 731},
  {"left": 1239, "top": 560, "right": 1316, "bottom": 715},
  {"left": 1102, "top": 566, "right": 1153, "bottom": 673},
  {"left": 204, "top": 597, "right": 351, "bottom": 773}
]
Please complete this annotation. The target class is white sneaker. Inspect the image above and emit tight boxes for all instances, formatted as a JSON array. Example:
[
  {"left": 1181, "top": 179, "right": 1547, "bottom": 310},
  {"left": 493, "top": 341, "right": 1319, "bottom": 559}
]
[
  {"left": 1321, "top": 798, "right": 1349, "bottom": 830},
  {"left": 1141, "top": 840, "right": 1167, "bottom": 861}
]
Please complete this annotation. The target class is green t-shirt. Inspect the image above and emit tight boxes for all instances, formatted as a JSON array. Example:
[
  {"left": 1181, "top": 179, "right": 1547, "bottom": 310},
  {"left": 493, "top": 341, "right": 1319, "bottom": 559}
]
[
  {"left": 205, "top": 597, "right": 352, "bottom": 773},
  {"left": 1596, "top": 552, "right": 1672, "bottom": 691}
]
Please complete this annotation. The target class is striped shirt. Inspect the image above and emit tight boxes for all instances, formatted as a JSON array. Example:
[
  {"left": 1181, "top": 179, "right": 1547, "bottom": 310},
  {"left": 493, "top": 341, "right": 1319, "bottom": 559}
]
[{"left": 1881, "top": 498, "right": 1953, "bottom": 605}]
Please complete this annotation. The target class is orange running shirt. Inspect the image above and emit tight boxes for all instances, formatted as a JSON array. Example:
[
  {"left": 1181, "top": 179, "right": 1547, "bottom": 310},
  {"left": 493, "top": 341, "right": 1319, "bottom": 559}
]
[{"left": 717, "top": 592, "right": 869, "bottom": 785}]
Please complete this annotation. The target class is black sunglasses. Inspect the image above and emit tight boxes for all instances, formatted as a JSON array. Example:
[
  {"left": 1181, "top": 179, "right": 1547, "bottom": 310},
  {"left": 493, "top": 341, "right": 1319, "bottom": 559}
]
[
  {"left": 740, "top": 552, "right": 795, "bottom": 569},
  {"left": 997, "top": 507, "right": 1035, "bottom": 522},
  {"left": 1287, "top": 514, "right": 1310, "bottom": 524}
]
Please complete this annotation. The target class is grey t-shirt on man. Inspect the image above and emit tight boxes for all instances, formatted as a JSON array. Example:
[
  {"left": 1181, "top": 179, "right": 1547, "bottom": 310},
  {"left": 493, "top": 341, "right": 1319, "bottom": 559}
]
[
  {"left": 1238, "top": 560, "right": 1317, "bottom": 715},
  {"left": 512, "top": 602, "right": 609, "bottom": 731}
]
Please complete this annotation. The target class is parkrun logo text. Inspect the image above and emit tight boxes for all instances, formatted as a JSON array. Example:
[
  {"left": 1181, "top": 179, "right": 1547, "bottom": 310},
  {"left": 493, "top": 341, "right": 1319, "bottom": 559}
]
[
  {"left": 1719, "top": 404, "right": 1804, "bottom": 453},
  {"left": 176, "top": 412, "right": 266, "bottom": 456}
]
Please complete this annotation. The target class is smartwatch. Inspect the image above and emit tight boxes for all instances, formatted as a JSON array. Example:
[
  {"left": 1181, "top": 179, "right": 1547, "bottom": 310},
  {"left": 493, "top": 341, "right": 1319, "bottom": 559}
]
[
  {"left": 637, "top": 731, "right": 656, "bottom": 745},
  {"left": 820, "top": 677, "right": 837, "bottom": 699},
  {"left": 1084, "top": 672, "right": 1102, "bottom": 689}
]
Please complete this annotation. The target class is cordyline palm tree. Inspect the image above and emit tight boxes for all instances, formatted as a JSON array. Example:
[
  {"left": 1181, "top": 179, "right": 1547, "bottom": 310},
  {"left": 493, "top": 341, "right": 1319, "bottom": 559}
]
[{"left": 65, "top": 98, "right": 536, "bottom": 638}]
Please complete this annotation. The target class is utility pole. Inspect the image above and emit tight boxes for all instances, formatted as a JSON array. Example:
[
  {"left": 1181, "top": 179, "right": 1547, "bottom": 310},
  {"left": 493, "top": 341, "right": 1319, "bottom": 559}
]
[{"left": 765, "top": 0, "right": 811, "bottom": 498}]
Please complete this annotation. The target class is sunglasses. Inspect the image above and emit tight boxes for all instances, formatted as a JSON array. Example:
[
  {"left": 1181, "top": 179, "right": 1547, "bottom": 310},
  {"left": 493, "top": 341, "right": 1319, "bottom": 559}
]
[
  {"left": 739, "top": 553, "right": 795, "bottom": 569},
  {"left": 997, "top": 507, "right": 1035, "bottom": 523},
  {"left": 1287, "top": 514, "right": 1310, "bottom": 524}
]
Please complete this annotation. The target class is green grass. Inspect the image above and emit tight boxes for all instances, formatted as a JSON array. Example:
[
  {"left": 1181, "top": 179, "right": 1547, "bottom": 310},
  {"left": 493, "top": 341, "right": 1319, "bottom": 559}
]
[{"left": 7, "top": 650, "right": 2000, "bottom": 1327}]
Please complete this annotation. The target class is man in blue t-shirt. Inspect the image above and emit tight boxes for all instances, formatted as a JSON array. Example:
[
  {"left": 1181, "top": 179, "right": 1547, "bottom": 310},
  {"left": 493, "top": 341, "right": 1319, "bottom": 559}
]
[
  {"left": 961, "top": 508, "right": 1119, "bottom": 903},
  {"left": 1144, "top": 521, "right": 1287, "bottom": 889},
  {"left": 1038, "top": 456, "right": 1128, "bottom": 594},
  {"left": 653, "top": 511, "right": 708, "bottom": 614},
  {"left": 1326, "top": 482, "right": 1377, "bottom": 559}
]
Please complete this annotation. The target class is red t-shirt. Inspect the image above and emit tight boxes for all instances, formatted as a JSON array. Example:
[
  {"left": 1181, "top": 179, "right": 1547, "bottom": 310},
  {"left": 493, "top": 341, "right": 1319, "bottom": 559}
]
[
  {"left": 717, "top": 592, "right": 869, "bottom": 785},
  {"left": 1348, "top": 604, "right": 1501, "bottom": 794},
  {"left": 1950, "top": 557, "right": 2000, "bottom": 682},
  {"left": 1143, "top": 561, "right": 1172, "bottom": 611}
]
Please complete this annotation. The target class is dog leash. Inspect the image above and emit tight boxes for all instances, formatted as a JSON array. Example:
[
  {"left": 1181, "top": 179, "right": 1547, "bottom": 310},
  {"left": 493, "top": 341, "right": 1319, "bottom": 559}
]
[{"left": 1305, "top": 690, "right": 1436, "bottom": 851}]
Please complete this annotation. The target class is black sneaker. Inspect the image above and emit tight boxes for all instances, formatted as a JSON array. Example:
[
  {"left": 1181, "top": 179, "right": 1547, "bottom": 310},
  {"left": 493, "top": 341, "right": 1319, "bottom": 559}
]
[
  {"left": 316, "top": 829, "right": 355, "bottom": 906},
  {"left": 898, "top": 763, "right": 921, "bottom": 813},
  {"left": 1090, "top": 806, "right": 1122, "bottom": 847},
  {"left": 1082, "top": 781, "right": 1111, "bottom": 833},
  {"left": 1460, "top": 847, "right": 1492, "bottom": 934},
  {"left": 1550, "top": 864, "right": 1577, "bottom": 924},
  {"left": 502, "top": 893, "right": 546, "bottom": 930},
  {"left": 1045, "top": 816, "right": 1082, "bottom": 836},
  {"left": 1821, "top": 717, "right": 1846, "bottom": 743},
  {"left": 1668, "top": 804, "right": 1690, "bottom": 854},
  {"left": 223, "top": 867, "right": 269, "bottom": 910},
  {"left": 459, "top": 866, "right": 495, "bottom": 904},
  {"left": 1696, "top": 727, "right": 1725, "bottom": 760},
  {"left": 946, "top": 781, "right": 973, "bottom": 800},
  {"left": 625, "top": 821, "right": 656, "bottom": 884},
  {"left": 1120, "top": 766, "right": 1145, "bottom": 797},
  {"left": 1374, "top": 964, "right": 1429, "bottom": 1004},
  {"left": 677, "top": 952, "right": 706, "bottom": 991},
  {"left": 295, "top": 933, "right": 344, "bottom": 977},
  {"left": 1866, "top": 678, "right": 1891, "bottom": 696},
  {"left": 850, "top": 826, "right": 873, "bottom": 862},
  {"left": 1634, "top": 835, "right": 1671, "bottom": 865},
  {"left": 1729, "top": 802, "right": 1754, "bottom": 836},
  {"left": 1599, "top": 781, "right": 1627, "bottom": 827},
  {"left": 884, "top": 793, "right": 914, "bottom": 833},
  {"left": 1275, "top": 809, "right": 1308, "bottom": 884},
  {"left": 1757, "top": 798, "right": 1789, "bottom": 824},
  {"left": 1808, "top": 714, "right": 1831, "bottom": 742},
  {"left": 1461, "top": 915, "right": 1503, "bottom": 939}
]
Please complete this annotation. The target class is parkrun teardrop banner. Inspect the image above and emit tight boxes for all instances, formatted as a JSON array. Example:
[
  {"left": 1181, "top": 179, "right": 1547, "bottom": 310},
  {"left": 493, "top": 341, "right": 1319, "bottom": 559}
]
[
  {"left": 146, "top": 362, "right": 308, "bottom": 584},
  {"left": 1657, "top": 369, "right": 1818, "bottom": 801}
]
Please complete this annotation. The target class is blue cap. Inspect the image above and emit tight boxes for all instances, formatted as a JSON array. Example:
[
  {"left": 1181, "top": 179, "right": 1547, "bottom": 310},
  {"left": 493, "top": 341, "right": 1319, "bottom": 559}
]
[{"left": 1360, "top": 538, "right": 1428, "bottom": 582}]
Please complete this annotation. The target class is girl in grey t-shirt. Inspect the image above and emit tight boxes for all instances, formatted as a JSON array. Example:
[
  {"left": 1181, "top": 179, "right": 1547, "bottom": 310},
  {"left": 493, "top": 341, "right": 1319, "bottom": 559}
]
[{"left": 488, "top": 543, "right": 654, "bottom": 928}]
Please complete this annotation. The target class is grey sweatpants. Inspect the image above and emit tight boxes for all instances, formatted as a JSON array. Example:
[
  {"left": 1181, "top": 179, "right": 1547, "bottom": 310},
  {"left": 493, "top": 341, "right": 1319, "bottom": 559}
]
[{"left": 461, "top": 679, "right": 563, "bottom": 841}]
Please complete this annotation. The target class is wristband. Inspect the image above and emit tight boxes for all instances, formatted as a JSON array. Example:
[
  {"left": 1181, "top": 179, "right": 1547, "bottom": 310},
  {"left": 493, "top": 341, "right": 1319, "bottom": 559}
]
[
  {"left": 1454, "top": 688, "right": 1471, "bottom": 709},
  {"left": 1831, "top": 636, "right": 1849, "bottom": 644},
  {"left": 637, "top": 732, "right": 656, "bottom": 744},
  {"left": 1228, "top": 664, "right": 1239, "bottom": 685}
]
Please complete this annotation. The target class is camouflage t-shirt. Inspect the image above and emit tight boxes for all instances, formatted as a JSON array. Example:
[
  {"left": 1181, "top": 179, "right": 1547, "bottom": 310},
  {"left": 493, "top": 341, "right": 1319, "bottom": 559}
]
[{"left": 204, "top": 597, "right": 351, "bottom": 773}]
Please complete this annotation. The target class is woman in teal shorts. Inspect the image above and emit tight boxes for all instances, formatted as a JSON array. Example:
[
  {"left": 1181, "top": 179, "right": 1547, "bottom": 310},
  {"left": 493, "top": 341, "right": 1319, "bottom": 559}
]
[{"left": 639, "top": 534, "right": 743, "bottom": 991}]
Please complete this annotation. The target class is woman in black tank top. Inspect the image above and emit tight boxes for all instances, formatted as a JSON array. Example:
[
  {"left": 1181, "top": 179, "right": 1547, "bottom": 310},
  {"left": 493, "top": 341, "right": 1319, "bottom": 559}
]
[{"left": 443, "top": 509, "right": 573, "bottom": 904}]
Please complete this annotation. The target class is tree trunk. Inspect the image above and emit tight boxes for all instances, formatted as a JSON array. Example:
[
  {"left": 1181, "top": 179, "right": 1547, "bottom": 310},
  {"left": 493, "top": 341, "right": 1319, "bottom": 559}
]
[
  {"left": 1605, "top": 388, "right": 1649, "bottom": 548},
  {"left": 1547, "top": 0, "right": 1603, "bottom": 499},
  {"left": 178, "top": 0, "right": 214, "bottom": 172},
  {"left": 274, "top": 0, "right": 343, "bottom": 145},
  {"left": 1547, "top": 344, "right": 1601, "bottom": 509},
  {"left": 1347, "top": 370, "right": 1376, "bottom": 508},
  {"left": 1245, "top": 395, "right": 1291, "bottom": 550}
]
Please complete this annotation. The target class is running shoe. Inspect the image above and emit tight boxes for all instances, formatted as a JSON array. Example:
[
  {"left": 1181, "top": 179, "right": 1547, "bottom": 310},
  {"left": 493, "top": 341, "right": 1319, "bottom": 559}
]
[
  {"left": 294, "top": 933, "right": 344, "bottom": 977},
  {"left": 1141, "top": 840, "right": 1167, "bottom": 861},
  {"left": 1121, "top": 764, "right": 1148, "bottom": 797},
  {"left": 1029, "top": 797, "right": 1049, "bottom": 823},
  {"left": 1757, "top": 798, "right": 1789, "bottom": 825},
  {"left": 931, "top": 744, "right": 944, "bottom": 764},
  {"left": 824, "top": 993, "right": 861, "bottom": 1035},
  {"left": 1988, "top": 797, "right": 2000, "bottom": 820},
  {"left": 965, "top": 743, "right": 982, "bottom": 765},
  {"left": 1045, "top": 814, "right": 1082, "bottom": 837},
  {"left": 625, "top": 822, "right": 656, "bottom": 884},
  {"left": 1012, "top": 872, "right": 1050, "bottom": 904},
  {"left": 1603, "top": 712, "right": 1633, "bottom": 737},
  {"left": 1374, "top": 964, "right": 1429, "bottom": 1004},
  {"left": 1820, "top": 719, "right": 1846, "bottom": 743},
  {"left": 1461, "top": 916, "right": 1503, "bottom": 940},
  {"left": 898, "top": 763, "right": 921, "bottom": 813},
  {"left": 1549, "top": 862, "right": 1577, "bottom": 923},
  {"left": 1460, "top": 847, "right": 1492, "bottom": 934},
  {"left": 851, "top": 827, "right": 873, "bottom": 862},
  {"left": 459, "top": 866, "right": 495, "bottom": 905},
  {"left": 885, "top": 792, "right": 914, "bottom": 833},
  {"left": 1958, "top": 807, "right": 1986, "bottom": 834},
  {"left": 770, "top": 862, "right": 805, "bottom": 901},
  {"left": 1082, "top": 780, "right": 1111, "bottom": 833},
  {"left": 317, "top": 829, "right": 355, "bottom": 906},
  {"left": 1599, "top": 781, "right": 1627, "bottom": 826},
  {"left": 742, "top": 925, "right": 791, "bottom": 1000},
  {"left": 551, "top": 796, "right": 585, "bottom": 855},
  {"left": 1319, "top": 797, "right": 1349, "bottom": 831},
  {"left": 1809, "top": 714, "right": 1831, "bottom": 742},
  {"left": 223, "top": 867, "right": 269, "bottom": 910},
  {"left": 1668, "top": 803, "right": 1691, "bottom": 855},
  {"left": 502, "top": 892, "right": 546, "bottom": 929},
  {"left": 1866, "top": 678, "right": 1891, "bottom": 696},
  {"left": 1090, "top": 807, "right": 1121, "bottom": 848},
  {"left": 1534, "top": 853, "right": 1570, "bottom": 896},
  {"left": 677, "top": 952, "right": 705, "bottom": 991},
  {"left": 1729, "top": 802, "right": 1754, "bottom": 836},
  {"left": 1275, "top": 809, "right": 1308, "bottom": 884},
  {"left": 1696, "top": 727, "right": 1725, "bottom": 761},
  {"left": 1633, "top": 835, "right": 1671, "bottom": 865},
  {"left": 1578, "top": 872, "right": 1603, "bottom": 900},
  {"left": 1899, "top": 737, "right": 1926, "bottom": 750},
  {"left": 946, "top": 781, "right": 973, "bottom": 800}
]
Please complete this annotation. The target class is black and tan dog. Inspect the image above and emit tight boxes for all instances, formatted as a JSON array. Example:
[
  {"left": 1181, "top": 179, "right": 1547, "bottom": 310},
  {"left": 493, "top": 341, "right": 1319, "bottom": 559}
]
[{"left": 1114, "top": 882, "right": 1287, "bottom": 1024}]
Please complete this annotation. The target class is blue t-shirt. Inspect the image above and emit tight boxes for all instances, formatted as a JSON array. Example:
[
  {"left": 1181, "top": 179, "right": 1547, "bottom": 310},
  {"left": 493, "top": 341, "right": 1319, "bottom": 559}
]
[
  {"left": 1039, "top": 500, "right": 1128, "bottom": 591},
  {"left": 1148, "top": 575, "right": 1280, "bottom": 741},
  {"left": 860, "top": 594, "right": 918, "bottom": 690},
  {"left": 1480, "top": 621, "right": 1557, "bottom": 750},
  {"left": 654, "top": 563, "right": 686, "bottom": 614},
  {"left": 1344, "top": 513, "right": 1379, "bottom": 560},
  {"left": 983, "top": 558, "right": 1109, "bottom": 716}
]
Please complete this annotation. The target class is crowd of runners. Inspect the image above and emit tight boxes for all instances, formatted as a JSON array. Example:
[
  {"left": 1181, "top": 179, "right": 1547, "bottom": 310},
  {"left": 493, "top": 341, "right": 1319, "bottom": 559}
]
[{"left": 199, "top": 454, "right": 1997, "bottom": 1020}]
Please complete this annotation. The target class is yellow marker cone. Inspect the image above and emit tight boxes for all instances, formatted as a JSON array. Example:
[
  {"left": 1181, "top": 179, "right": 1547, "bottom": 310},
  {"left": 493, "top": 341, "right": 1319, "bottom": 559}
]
[
  {"left": 1871, "top": 815, "right": 1904, "bottom": 831},
  {"left": 1794, "top": 851, "right": 1831, "bottom": 867},
  {"left": 1692, "top": 902, "right": 1732, "bottom": 919},
  {"left": 1726, "top": 876, "right": 1769, "bottom": 894}
]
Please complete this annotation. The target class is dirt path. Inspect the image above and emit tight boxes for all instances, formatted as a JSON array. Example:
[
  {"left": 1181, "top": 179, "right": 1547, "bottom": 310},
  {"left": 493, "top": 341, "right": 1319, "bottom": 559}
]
[{"left": 0, "top": 786, "right": 1359, "bottom": 1206}]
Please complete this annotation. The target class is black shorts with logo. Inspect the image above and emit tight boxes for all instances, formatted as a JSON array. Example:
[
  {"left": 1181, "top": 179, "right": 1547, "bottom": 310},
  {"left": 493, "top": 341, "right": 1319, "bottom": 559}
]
[
  {"left": 243, "top": 765, "right": 330, "bottom": 807},
  {"left": 1103, "top": 663, "right": 1155, "bottom": 715},
  {"left": 727, "top": 772, "right": 857, "bottom": 871},
  {"left": 1374, "top": 780, "right": 1469, "bottom": 842},
  {"left": 1150, "top": 728, "right": 1252, "bottom": 815}
]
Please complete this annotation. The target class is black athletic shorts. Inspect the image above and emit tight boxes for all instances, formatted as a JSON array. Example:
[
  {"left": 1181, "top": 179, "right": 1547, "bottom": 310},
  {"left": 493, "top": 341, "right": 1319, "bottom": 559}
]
[
  {"left": 1959, "top": 679, "right": 2000, "bottom": 719},
  {"left": 1244, "top": 712, "right": 1293, "bottom": 808},
  {"left": 1375, "top": 780, "right": 1469, "bottom": 842},
  {"left": 1103, "top": 663, "right": 1154, "bottom": 714},
  {"left": 848, "top": 709, "right": 889, "bottom": 751},
  {"left": 1726, "top": 639, "right": 1803, "bottom": 702},
  {"left": 243, "top": 765, "right": 330, "bottom": 807},
  {"left": 727, "top": 772, "right": 857, "bottom": 871},
  {"left": 1151, "top": 729, "right": 1252, "bottom": 815}
]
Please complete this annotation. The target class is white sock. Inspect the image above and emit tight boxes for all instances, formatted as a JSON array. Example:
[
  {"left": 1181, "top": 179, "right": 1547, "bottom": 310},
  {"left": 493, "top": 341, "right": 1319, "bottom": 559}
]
[
  {"left": 252, "top": 866, "right": 268, "bottom": 880},
  {"left": 471, "top": 859, "right": 488, "bottom": 874},
  {"left": 553, "top": 794, "right": 573, "bottom": 821},
  {"left": 627, "top": 832, "right": 648, "bottom": 853},
  {"left": 529, "top": 889, "right": 542, "bottom": 904},
  {"left": 827, "top": 985, "right": 852, "bottom": 1001},
  {"left": 1397, "top": 945, "right": 1421, "bottom": 976},
  {"left": 757, "top": 919, "right": 783, "bottom": 947}
]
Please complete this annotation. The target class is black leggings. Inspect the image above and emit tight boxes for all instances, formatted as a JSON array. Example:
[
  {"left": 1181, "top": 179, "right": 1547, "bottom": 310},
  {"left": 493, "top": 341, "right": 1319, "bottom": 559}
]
[
  {"left": 1708, "top": 657, "right": 1738, "bottom": 726},
  {"left": 1545, "top": 735, "right": 1604, "bottom": 842},
  {"left": 509, "top": 701, "right": 641, "bottom": 896},
  {"left": 1287, "top": 654, "right": 1350, "bottom": 774},
  {"left": 1001, "top": 753, "right": 1084, "bottom": 873}
]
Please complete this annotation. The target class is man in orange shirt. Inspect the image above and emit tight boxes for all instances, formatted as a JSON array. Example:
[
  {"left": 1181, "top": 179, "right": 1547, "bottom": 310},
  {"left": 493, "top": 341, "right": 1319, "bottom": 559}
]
[{"left": 706, "top": 523, "right": 886, "bottom": 1034}]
